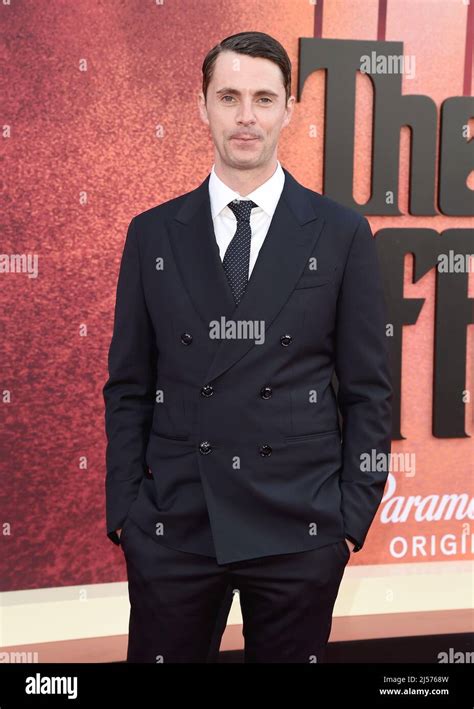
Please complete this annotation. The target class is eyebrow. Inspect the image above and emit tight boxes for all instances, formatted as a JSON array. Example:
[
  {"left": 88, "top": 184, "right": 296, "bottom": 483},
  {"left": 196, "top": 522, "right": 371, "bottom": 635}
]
[{"left": 215, "top": 87, "right": 280, "bottom": 98}]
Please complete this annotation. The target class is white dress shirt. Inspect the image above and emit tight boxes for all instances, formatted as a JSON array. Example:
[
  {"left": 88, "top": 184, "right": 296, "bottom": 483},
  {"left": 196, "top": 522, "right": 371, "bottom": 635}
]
[{"left": 208, "top": 160, "right": 285, "bottom": 278}]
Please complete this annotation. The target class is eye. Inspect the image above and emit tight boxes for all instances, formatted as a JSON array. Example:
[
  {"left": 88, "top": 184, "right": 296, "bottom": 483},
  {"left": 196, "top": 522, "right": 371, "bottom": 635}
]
[
  {"left": 221, "top": 95, "right": 235, "bottom": 102},
  {"left": 259, "top": 97, "right": 272, "bottom": 103}
]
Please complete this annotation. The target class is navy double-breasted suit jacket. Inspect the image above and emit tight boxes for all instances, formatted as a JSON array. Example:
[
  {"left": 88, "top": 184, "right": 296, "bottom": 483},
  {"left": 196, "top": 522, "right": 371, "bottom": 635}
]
[{"left": 103, "top": 166, "right": 393, "bottom": 564}]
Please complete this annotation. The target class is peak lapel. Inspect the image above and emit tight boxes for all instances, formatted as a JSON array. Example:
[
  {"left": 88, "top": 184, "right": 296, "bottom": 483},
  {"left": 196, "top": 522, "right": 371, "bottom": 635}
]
[{"left": 169, "top": 174, "right": 236, "bottom": 324}]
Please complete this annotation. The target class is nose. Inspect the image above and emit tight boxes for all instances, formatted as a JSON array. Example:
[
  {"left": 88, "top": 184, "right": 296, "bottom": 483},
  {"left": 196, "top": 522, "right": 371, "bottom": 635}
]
[{"left": 235, "top": 98, "right": 256, "bottom": 125}]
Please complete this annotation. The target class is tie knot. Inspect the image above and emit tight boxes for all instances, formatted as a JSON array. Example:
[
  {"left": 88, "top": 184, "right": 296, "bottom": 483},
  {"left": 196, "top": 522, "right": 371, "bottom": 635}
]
[{"left": 227, "top": 199, "right": 257, "bottom": 222}]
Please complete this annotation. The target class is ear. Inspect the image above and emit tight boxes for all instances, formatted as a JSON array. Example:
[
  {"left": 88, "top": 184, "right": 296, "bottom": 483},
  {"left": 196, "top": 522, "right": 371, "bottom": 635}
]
[
  {"left": 282, "top": 95, "right": 296, "bottom": 129},
  {"left": 197, "top": 91, "right": 209, "bottom": 126}
]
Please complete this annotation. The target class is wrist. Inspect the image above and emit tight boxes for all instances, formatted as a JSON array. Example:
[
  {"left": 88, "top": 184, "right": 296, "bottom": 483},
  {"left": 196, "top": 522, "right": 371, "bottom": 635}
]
[{"left": 345, "top": 537, "right": 355, "bottom": 552}]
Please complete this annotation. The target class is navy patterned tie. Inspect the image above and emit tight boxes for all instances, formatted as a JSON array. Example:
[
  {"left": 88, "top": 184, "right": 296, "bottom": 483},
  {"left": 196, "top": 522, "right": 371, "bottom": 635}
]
[{"left": 223, "top": 199, "right": 258, "bottom": 305}]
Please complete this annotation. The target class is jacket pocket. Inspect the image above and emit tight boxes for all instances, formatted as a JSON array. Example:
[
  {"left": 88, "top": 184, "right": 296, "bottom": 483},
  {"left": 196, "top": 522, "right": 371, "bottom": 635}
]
[
  {"left": 284, "top": 429, "right": 340, "bottom": 443},
  {"left": 153, "top": 432, "right": 189, "bottom": 442},
  {"left": 294, "top": 276, "right": 332, "bottom": 290}
]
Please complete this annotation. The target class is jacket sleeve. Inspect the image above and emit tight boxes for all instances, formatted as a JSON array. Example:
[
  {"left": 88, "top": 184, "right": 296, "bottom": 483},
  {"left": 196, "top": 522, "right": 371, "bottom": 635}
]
[
  {"left": 335, "top": 216, "right": 393, "bottom": 552},
  {"left": 102, "top": 216, "right": 158, "bottom": 545}
]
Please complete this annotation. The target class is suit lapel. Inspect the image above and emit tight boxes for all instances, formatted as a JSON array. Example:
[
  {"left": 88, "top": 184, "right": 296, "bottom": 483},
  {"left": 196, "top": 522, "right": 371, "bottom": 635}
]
[
  {"left": 169, "top": 167, "right": 326, "bottom": 382},
  {"left": 168, "top": 176, "right": 237, "bottom": 323}
]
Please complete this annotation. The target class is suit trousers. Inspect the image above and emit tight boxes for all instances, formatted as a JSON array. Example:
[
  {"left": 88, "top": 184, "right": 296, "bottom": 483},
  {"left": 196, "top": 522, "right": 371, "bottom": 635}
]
[{"left": 120, "top": 515, "right": 351, "bottom": 663}]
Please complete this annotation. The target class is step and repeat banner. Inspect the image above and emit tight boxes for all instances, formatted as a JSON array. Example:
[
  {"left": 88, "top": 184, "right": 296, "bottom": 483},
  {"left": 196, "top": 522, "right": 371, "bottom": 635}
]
[{"left": 1, "top": 0, "right": 473, "bottom": 640}]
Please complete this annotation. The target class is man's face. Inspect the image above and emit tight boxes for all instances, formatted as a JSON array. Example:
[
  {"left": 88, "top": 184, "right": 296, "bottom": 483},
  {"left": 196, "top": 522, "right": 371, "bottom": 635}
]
[{"left": 198, "top": 50, "right": 295, "bottom": 170}]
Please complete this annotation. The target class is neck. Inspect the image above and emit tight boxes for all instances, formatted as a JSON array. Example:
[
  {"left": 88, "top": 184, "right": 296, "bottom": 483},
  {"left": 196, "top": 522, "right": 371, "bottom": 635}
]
[{"left": 213, "top": 159, "right": 278, "bottom": 196}]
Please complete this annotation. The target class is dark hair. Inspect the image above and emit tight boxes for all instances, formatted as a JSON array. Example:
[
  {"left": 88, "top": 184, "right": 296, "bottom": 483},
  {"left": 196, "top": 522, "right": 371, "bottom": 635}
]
[{"left": 202, "top": 31, "right": 292, "bottom": 103}]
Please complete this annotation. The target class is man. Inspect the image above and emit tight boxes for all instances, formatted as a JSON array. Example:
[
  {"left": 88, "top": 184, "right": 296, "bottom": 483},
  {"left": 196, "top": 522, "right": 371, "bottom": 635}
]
[{"left": 103, "top": 31, "right": 393, "bottom": 663}]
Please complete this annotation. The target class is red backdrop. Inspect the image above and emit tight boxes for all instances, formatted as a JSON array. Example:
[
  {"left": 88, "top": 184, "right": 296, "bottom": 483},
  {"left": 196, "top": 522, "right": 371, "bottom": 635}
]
[{"left": 1, "top": 0, "right": 473, "bottom": 591}]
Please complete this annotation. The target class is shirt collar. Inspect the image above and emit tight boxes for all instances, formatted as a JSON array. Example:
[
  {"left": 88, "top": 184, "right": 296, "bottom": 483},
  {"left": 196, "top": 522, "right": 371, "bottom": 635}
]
[{"left": 208, "top": 160, "right": 285, "bottom": 220}]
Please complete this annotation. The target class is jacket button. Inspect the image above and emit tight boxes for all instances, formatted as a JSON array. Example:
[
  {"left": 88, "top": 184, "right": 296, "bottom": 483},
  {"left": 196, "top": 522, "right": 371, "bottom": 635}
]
[
  {"left": 181, "top": 332, "right": 193, "bottom": 345},
  {"left": 199, "top": 441, "right": 212, "bottom": 455},
  {"left": 280, "top": 334, "right": 292, "bottom": 346},
  {"left": 201, "top": 385, "right": 214, "bottom": 397},
  {"left": 260, "top": 386, "right": 272, "bottom": 399},
  {"left": 259, "top": 444, "right": 272, "bottom": 456}
]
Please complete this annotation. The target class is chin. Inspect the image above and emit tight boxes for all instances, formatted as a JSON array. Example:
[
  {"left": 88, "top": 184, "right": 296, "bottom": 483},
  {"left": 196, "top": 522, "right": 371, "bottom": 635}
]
[{"left": 229, "top": 151, "right": 262, "bottom": 165}]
